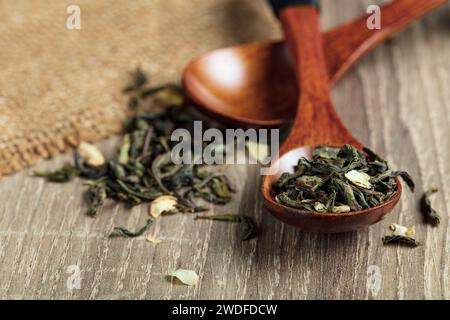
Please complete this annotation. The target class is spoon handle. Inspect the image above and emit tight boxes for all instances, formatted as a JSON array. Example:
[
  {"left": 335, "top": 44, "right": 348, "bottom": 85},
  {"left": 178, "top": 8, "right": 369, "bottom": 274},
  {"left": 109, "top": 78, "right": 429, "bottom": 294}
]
[
  {"left": 278, "top": 4, "right": 362, "bottom": 151},
  {"left": 325, "top": 0, "right": 447, "bottom": 84},
  {"left": 280, "top": 5, "right": 328, "bottom": 100}
]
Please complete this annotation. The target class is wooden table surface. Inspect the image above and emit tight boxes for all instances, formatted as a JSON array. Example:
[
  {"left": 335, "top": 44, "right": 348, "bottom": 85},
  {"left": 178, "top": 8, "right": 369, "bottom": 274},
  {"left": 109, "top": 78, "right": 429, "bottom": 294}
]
[{"left": 0, "top": 1, "right": 449, "bottom": 299}]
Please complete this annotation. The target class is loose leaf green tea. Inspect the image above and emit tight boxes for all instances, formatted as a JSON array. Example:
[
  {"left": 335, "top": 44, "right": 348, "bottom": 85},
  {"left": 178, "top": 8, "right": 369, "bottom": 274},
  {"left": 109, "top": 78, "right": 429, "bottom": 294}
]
[
  {"left": 35, "top": 68, "right": 235, "bottom": 239},
  {"left": 195, "top": 214, "right": 258, "bottom": 241},
  {"left": 421, "top": 188, "right": 440, "bottom": 226},
  {"left": 273, "top": 144, "right": 414, "bottom": 212}
]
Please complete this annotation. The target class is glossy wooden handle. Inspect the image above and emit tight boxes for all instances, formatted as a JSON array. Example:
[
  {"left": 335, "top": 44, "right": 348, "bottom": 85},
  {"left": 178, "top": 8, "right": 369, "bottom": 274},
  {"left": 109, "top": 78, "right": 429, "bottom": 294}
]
[
  {"left": 279, "top": 6, "right": 361, "bottom": 152},
  {"left": 280, "top": 6, "right": 329, "bottom": 100},
  {"left": 325, "top": 0, "right": 448, "bottom": 84}
]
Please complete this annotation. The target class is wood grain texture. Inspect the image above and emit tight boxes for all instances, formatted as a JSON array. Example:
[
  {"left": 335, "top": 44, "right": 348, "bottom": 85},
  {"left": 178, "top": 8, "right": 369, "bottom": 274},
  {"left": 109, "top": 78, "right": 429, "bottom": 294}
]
[{"left": 0, "top": 0, "right": 449, "bottom": 299}]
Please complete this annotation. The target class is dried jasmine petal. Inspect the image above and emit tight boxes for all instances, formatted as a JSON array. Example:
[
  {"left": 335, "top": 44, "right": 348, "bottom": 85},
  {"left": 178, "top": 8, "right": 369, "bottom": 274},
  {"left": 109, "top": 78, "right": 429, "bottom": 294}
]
[
  {"left": 150, "top": 195, "right": 178, "bottom": 218},
  {"left": 345, "top": 170, "right": 372, "bottom": 189},
  {"left": 77, "top": 142, "right": 105, "bottom": 167},
  {"left": 169, "top": 269, "right": 199, "bottom": 286},
  {"left": 332, "top": 205, "right": 351, "bottom": 213}
]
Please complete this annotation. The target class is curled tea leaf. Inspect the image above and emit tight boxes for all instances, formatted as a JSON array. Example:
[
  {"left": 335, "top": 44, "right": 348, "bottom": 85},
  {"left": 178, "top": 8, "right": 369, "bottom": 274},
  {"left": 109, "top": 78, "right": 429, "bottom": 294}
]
[
  {"left": 392, "top": 171, "right": 415, "bottom": 192},
  {"left": 382, "top": 235, "right": 420, "bottom": 247},
  {"left": 85, "top": 182, "right": 107, "bottom": 217},
  {"left": 123, "top": 67, "right": 148, "bottom": 93},
  {"left": 195, "top": 214, "right": 258, "bottom": 241},
  {"left": 34, "top": 164, "right": 80, "bottom": 183},
  {"left": 169, "top": 269, "right": 199, "bottom": 286},
  {"left": 77, "top": 142, "right": 105, "bottom": 167},
  {"left": 154, "top": 87, "right": 184, "bottom": 107},
  {"left": 109, "top": 219, "right": 153, "bottom": 238},
  {"left": 421, "top": 188, "right": 440, "bottom": 226}
]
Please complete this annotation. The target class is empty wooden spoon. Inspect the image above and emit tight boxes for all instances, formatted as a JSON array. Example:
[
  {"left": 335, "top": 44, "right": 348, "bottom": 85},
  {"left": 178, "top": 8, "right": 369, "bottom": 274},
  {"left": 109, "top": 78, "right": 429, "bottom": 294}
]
[
  {"left": 261, "top": 2, "right": 401, "bottom": 233},
  {"left": 183, "top": 0, "right": 446, "bottom": 127}
]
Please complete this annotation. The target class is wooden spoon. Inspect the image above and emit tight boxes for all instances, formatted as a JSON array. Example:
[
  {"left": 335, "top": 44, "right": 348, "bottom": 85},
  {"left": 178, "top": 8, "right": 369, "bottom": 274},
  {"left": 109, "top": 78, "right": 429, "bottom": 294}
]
[
  {"left": 183, "top": 0, "right": 446, "bottom": 127},
  {"left": 261, "top": 2, "right": 401, "bottom": 233}
]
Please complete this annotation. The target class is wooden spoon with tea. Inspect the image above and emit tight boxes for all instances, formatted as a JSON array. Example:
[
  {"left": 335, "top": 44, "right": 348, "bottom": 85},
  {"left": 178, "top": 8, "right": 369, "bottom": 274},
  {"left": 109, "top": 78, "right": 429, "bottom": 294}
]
[
  {"left": 183, "top": 0, "right": 446, "bottom": 127},
  {"left": 261, "top": 1, "right": 402, "bottom": 233}
]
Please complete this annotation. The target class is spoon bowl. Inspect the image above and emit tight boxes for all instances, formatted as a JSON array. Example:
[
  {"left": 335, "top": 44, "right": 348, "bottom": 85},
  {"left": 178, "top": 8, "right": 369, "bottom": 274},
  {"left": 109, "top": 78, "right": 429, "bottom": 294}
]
[
  {"left": 261, "top": 146, "right": 402, "bottom": 233},
  {"left": 183, "top": 41, "right": 295, "bottom": 127}
]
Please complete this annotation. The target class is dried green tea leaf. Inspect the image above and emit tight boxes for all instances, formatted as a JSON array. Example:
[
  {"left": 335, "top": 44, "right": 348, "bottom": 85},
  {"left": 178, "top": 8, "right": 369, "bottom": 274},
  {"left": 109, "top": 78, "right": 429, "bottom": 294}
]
[
  {"left": 362, "top": 147, "right": 387, "bottom": 164},
  {"left": 123, "top": 67, "right": 148, "bottom": 93},
  {"left": 392, "top": 171, "right": 415, "bottom": 192},
  {"left": 150, "top": 195, "right": 178, "bottom": 218},
  {"left": 421, "top": 188, "right": 440, "bottom": 226},
  {"left": 382, "top": 235, "right": 421, "bottom": 247},
  {"left": 34, "top": 164, "right": 80, "bottom": 183},
  {"left": 77, "top": 142, "right": 105, "bottom": 167},
  {"left": 154, "top": 87, "right": 184, "bottom": 107},
  {"left": 312, "top": 146, "right": 340, "bottom": 159},
  {"left": 382, "top": 223, "right": 420, "bottom": 248},
  {"left": 85, "top": 182, "right": 107, "bottom": 217},
  {"left": 195, "top": 214, "right": 258, "bottom": 241},
  {"left": 169, "top": 269, "right": 199, "bottom": 286},
  {"left": 109, "top": 219, "right": 153, "bottom": 238}
]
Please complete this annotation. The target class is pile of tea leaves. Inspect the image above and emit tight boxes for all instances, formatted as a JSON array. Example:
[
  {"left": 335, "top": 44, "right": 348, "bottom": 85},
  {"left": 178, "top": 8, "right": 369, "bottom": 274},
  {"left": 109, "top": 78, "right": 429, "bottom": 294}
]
[
  {"left": 34, "top": 69, "right": 257, "bottom": 238},
  {"left": 273, "top": 144, "right": 415, "bottom": 213}
]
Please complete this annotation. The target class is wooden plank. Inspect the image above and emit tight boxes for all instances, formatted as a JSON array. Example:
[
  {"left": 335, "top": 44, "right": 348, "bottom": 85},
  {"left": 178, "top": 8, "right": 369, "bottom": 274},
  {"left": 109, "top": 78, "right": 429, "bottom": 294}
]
[{"left": 0, "top": 0, "right": 448, "bottom": 299}]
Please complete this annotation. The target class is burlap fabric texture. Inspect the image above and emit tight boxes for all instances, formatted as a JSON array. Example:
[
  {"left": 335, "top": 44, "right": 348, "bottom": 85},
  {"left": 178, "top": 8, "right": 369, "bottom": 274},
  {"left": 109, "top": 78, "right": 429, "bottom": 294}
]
[{"left": 0, "top": 0, "right": 280, "bottom": 175}]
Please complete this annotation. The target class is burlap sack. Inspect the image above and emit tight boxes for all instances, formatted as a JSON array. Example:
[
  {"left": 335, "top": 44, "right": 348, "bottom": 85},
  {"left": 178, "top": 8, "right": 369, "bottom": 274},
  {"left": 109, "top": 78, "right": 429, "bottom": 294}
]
[{"left": 0, "top": 0, "right": 281, "bottom": 175}]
